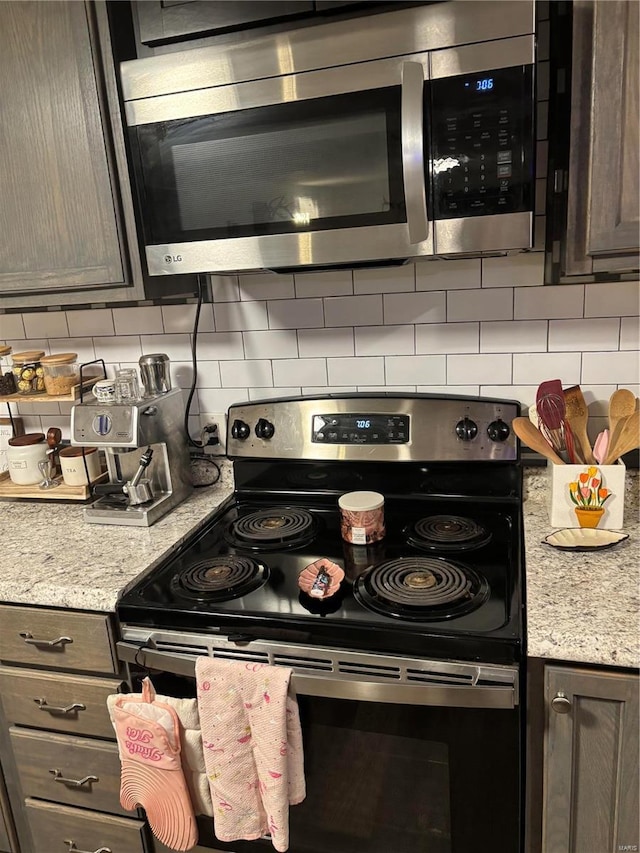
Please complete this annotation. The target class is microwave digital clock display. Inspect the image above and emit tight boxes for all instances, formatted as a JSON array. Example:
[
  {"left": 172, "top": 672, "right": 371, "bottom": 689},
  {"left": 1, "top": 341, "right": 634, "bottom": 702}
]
[{"left": 312, "top": 414, "right": 409, "bottom": 445}]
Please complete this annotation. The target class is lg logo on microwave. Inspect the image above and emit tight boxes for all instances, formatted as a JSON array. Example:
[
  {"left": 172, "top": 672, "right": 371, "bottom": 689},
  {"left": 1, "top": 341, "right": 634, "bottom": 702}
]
[{"left": 164, "top": 254, "right": 183, "bottom": 264}]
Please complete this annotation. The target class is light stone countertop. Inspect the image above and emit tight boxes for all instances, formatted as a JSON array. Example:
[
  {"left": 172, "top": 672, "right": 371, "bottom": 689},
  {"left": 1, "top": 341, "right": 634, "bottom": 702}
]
[
  {"left": 0, "top": 461, "right": 637, "bottom": 670},
  {"left": 0, "top": 460, "right": 234, "bottom": 612},
  {"left": 524, "top": 467, "right": 639, "bottom": 670}
]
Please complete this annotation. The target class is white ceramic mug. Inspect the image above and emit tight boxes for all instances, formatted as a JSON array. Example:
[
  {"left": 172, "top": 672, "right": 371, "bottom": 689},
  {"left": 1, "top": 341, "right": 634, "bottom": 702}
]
[
  {"left": 92, "top": 379, "right": 116, "bottom": 403},
  {"left": 59, "top": 446, "right": 101, "bottom": 486}
]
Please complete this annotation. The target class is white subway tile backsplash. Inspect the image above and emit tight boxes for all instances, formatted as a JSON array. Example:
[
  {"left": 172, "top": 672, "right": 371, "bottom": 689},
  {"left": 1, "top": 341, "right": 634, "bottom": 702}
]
[
  {"left": 578, "top": 385, "right": 618, "bottom": 416},
  {"left": 49, "top": 338, "right": 95, "bottom": 365},
  {"left": 209, "top": 275, "right": 240, "bottom": 302},
  {"left": 193, "top": 361, "right": 221, "bottom": 389},
  {"left": 582, "top": 351, "right": 640, "bottom": 385},
  {"left": 162, "top": 303, "right": 214, "bottom": 334},
  {"left": 239, "top": 273, "right": 295, "bottom": 301},
  {"left": 358, "top": 385, "right": 416, "bottom": 392},
  {"left": 448, "top": 288, "right": 513, "bottom": 322},
  {"left": 584, "top": 281, "right": 640, "bottom": 317},
  {"left": 620, "top": 317, "right": 640, "bottom": 350},
  {"left": 355, "top": 325, "right": 414, "bottom": 356},
  {"left": 416, "top": 322, "right": 479, "bottom": 354},
  {"left": 140, "top": 334, "right": 192, "bottom": 362},
  {"left": 482, "top": 254, "right": 545, "bottom": 288},
  {"left": 214, "top": 301, "right": 268, "bottom": 332},
  {"left": 66, "top": 309, "right": 114, "bottom": 338},
  {"left": 243, "top": 330, "right": 298, "bottom": 360},
  {"left": 514, "top": 284, "right": 584, "bottom": 319},
  {"left": 93, "top": 336, "right": 143, "bottom": 364},
  {"left": 248, "top": 387, "right": 301, "bottom": 400},
  {"left": 298, "top": 328, "right": 354, "bottom": 358},
  {"left": 385, "top": 355, "right": 446, "bottom": 385},
  {"left": 302, "top": 386, "right": 358, "bottom": 395},
  {"left": 113, "top": 306, "right": 162, "bottom": 336},
  {"left": 272, "top": 358, "right": 327, "bottom": 387},
  {"left": 327, "top": 357, "right": 384, "bottom": 386},
  {"left": 170, "top": 363, "right": 199, "bottom": 394},
  {"left": 480, "top": 320, "right": 547, "bottom": 353},
  {"left": 480, "top": 385, "right": 538, "bottom": 408},
  {"left": 353, "top": 264, "right": 415, "bottom": 294},
  {"left": 416, "top": 259, "right": 481, "bottom": 291},
  {"left": 325, "top": 295, "right": 382, "bottom": 327},
  {"left": 198, "top": 387, "right": 249, "bottom": 411},
  {"left": 548, "top": 318, "right": 620, "bottom": 352},
  {"left": 384, "top": 292, "right": 446, "bottom": 325},
  {"left": 220, "top": 360, "right": 272, "bottom": 388},
  {"left": 513, "top": 352, "right": 582, "bottom": 385},
  {"left": 0, "top": 313, "right": 25, "bottom": 340},
  {"left": 295, "top": 270, "right": 353, "bottom": 298},
  {"left": 417, "top": 385, "right": 480, "bottom": 396},
  {"left": 447, "top": 354, "right": 512, "bottom": 385},
  {"left": 197, "top": 332, "right": 244, "bottom": 361},
  {"left": 23, "top": 312, "right": 69, "bottom": 339},
  {"left": 268, "top": 298, "right": 324, "bottom": 329}
]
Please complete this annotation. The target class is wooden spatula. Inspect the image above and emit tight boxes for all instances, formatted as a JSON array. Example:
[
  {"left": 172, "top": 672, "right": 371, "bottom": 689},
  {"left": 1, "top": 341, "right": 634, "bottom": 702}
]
[
  {"left": 563, "top": 385, "right": 594, "bottom": 464},
  {"left": 512, "top": 417, "right": 565, "bottom": 464},
  {"left": 604, "top": 411, "right": 640, "bottom": 464},
  {"left": 607, "top": 389, "right": 636, "bottom": 463}
]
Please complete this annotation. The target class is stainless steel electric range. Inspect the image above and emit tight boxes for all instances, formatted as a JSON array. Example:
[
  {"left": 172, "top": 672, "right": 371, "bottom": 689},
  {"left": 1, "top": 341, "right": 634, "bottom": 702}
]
[{"left": 118, "top": 394, "right": 526, "bottom": 853}]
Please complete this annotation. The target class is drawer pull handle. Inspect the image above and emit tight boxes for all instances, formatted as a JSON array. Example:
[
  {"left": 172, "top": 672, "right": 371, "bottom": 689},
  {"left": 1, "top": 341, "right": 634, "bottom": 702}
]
[
  {"left": 50, "top": 769, "right": 99, "bottom": 788},
  {"left": 34, "top": 698, "right": 86, "bottom": 716},
  {"left": 65, "top": 842, "right": 111, "bottom": 853},
  {"left": 19, "top": 631, "right": 73, "bottom": 649}
]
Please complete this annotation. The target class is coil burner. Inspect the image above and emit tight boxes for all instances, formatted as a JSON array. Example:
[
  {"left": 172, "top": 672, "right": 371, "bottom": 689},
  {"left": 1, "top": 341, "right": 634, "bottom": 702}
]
[
  {"left": 172, "top": 556, "right": 268, "bottom": 601},
  {"left": 224, "top": 507, "right": 317, "bottom": 550},
  {"left": 406, "top": 515, "right": 492, "bottom": 552},
  {"left": 354, "top": 556, "right": 489, "bottom": 621}
]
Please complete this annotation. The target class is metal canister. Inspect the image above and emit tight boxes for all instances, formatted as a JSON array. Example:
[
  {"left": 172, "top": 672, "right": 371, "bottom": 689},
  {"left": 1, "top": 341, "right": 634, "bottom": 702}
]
[{"left": 138, "top": 353, "right": 171, "bottom": 396}]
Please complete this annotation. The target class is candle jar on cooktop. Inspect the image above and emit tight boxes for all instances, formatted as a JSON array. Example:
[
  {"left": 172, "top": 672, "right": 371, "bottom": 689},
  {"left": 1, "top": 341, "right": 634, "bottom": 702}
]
[{"left": 338, "top": 490, "right": 386, "bottom": 545}]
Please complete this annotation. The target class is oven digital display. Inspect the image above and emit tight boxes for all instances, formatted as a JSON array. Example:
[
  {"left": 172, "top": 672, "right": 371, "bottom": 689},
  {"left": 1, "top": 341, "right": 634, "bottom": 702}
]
[{"left": 312, "top": 414, "right": 409, "bottom": 444}]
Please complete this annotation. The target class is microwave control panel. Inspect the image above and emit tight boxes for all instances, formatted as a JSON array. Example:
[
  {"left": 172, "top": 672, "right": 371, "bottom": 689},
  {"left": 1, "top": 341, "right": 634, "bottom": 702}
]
[{"left": 428, "top": 65, "right": 534, "bottom": 219}]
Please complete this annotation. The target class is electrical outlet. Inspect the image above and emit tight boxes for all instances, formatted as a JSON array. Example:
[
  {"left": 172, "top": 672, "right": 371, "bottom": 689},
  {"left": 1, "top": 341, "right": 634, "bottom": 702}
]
[{"left": 199, "top": 412, "right": 227, "bottom": 455}]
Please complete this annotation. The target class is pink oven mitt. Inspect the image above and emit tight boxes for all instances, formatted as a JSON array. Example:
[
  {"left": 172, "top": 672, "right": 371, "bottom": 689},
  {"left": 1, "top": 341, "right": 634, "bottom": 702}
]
[{"left": 111, "top": 677, "right": 198, "bottom": 851}]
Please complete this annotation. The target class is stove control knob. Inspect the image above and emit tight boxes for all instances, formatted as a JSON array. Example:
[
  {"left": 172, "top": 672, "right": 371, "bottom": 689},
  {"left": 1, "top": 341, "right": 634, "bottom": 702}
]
[
  {"left": 255, "top": 418, "right": 275, "bottom": 440},
  {"left": 231, "top": 419, "right": 250, "bottom": 441},
  {"left": 455, "top": 417, "right": 478, "bottom": 441},
  {"left": 487, "top": 419, "right": 511, "bottom": 442}
]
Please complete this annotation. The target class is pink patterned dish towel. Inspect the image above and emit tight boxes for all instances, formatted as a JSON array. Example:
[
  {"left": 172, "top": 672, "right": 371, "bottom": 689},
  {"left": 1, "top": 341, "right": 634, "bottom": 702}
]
[{"left": 195, "top": 657, "right": 305, "bottom": 852}]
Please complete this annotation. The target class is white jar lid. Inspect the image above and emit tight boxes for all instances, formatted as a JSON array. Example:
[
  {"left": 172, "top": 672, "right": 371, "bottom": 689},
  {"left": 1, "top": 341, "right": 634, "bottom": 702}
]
[{"left": 338, "top": 491, "right": 384, "bottom": 512}]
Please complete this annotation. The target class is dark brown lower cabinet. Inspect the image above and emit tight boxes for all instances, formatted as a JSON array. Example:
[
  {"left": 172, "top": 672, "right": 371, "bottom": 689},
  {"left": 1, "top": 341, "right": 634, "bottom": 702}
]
[{"left": 542, "top": 665, "right": 639, "bottom": 853}]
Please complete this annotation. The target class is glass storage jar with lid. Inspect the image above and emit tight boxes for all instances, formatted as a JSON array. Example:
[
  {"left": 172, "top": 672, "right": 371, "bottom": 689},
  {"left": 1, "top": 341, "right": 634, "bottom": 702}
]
[
  {"left": 0, "top": 346, "right": 16, "bottom": 396},
  {"left": 40, "top": 353, "right": 80, "bottom": 396},
  {"left": 11, "top": 351, "right": 46, "bottom": 394}
]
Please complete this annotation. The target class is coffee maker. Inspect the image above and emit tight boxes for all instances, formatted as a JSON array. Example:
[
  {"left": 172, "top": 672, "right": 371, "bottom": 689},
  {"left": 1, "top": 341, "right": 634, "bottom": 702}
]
[{"left": 70, "top": 388, "right": 192, "bottom": 526}]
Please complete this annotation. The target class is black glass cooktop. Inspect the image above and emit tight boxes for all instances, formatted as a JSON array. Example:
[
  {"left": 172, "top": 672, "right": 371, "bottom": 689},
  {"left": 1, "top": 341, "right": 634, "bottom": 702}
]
[{"left": 118, "top": 493, "right": 523, "bottom": 664}]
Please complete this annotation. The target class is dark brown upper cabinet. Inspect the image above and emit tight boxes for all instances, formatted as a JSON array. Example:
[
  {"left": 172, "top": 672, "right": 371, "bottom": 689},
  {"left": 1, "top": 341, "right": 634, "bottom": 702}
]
[{"left": 549, "top": 0, "right": 639, "bottom": 280}]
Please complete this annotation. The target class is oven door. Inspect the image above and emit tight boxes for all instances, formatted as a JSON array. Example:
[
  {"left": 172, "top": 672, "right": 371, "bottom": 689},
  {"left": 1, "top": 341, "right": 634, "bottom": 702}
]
[
  {"left": 118, "top": 631, "right": 522, "bottom": 853},
  {"left": 123, "top": 55, "right": 431, "bottom": 275}
]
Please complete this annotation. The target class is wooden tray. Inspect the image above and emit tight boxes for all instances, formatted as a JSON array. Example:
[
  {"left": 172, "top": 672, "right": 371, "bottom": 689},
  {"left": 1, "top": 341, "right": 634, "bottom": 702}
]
[
  {"left": 0, "top": 470, "right": 107, "bottom": 501},
  {"left": 0, "top": 376, "right": 100, "bottom": 405}
]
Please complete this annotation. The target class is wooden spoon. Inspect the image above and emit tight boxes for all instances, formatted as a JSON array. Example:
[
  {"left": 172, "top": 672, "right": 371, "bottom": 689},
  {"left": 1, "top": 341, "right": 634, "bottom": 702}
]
[
  {"left": 512, "top": 417, "right": 565, "bottom": 464},
  {"left": 604, "top": 410, "right": 640, "bottom": 464},
  {"left": 608, "top": 389, "right": 636, "bottom": 461},
  {"left": 563, "top": 385, "right": 595, "bottom": 464}
]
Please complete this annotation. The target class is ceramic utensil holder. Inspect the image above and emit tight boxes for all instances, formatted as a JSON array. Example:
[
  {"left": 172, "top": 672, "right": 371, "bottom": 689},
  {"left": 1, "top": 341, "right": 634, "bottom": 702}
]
[{"left": 547, "top": 461, "right": 626, "bottom": 530}]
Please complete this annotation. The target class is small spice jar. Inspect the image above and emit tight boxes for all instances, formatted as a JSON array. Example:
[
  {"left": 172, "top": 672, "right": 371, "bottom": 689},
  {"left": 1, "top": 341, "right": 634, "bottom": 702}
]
[
  {"left": 7, "top": 433, "right": 48, "bottom": 485},
  {"left": 11, "top": 350, "right": 46, "bottom": 395},
  {"left": 40, "top": 353, "right": 80, "bottom": 396},
  {"left": 0, "top": 346, "right": 16, "bottom": 396},
  {"left": 338, "top": 491, "right": 386, "bottom": 545}
]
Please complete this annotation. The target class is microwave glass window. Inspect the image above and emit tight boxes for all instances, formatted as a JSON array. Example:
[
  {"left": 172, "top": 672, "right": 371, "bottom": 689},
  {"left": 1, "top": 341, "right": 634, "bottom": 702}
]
[
  {"left": 428, "top": 65, "right": 534, "bottom": 220},
  {"left": 133, "top": 89, "right": 405, "bottom": 244}
]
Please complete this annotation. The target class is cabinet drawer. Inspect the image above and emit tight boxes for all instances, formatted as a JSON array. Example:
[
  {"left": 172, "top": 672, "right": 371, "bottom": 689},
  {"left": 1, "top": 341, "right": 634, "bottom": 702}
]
[
  {"left": 0, "top": 605, "right": 117, "bottom": 674},
  {"left": 0, "top": 667, "right": 122, "bottom": 738},
  {"left": 25, "top": 798, "right": 147, "bottom": 853},
  {"left": 12, "top": 728, "right": 127, "bottom": 817}
]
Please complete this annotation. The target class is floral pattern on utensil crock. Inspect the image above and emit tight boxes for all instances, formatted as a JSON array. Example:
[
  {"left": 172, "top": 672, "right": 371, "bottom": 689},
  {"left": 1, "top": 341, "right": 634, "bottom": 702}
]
[{"left": 568, "top": 466, "right": 612, "bottom": 528}]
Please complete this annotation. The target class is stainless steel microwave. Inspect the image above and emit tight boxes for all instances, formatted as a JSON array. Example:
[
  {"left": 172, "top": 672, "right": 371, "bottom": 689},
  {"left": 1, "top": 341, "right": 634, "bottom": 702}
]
[{"left": 121, "top": 1, "right": 536, "bottom": 276}]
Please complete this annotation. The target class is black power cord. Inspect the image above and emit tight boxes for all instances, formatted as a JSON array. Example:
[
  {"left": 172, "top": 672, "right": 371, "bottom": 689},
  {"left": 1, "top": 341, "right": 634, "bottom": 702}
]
[{"left": 184, "top": 274, "right": 221, "bottom": 487}]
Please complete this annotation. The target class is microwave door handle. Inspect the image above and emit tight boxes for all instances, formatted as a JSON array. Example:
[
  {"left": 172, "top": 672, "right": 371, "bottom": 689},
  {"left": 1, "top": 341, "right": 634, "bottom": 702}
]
[{"left": 401, "top": 61, "right": 429, "bottom": 245}]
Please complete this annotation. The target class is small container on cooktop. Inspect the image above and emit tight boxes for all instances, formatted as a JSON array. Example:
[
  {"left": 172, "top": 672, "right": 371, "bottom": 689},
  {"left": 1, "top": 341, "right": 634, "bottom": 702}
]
[{"left": 338, "top": 490, "right": 385, "bottom": 545}]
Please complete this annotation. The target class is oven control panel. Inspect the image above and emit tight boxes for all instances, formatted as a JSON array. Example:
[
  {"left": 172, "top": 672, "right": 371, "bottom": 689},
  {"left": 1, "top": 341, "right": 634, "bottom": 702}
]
[
  {"left": 312, "top": 414, "right": 409, "bottom": 445},
  {"left": 227, "top": 395, "right": 519, "bottom": 462}
]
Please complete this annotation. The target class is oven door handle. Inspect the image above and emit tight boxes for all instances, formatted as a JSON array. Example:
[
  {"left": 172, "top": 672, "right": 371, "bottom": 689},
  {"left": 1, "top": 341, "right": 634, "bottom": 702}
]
[
  {"left": 401, "top": 61, "right": 429, "bottom": 245},
  {"left": 117, "top": 642, "right": 516, "bottom": 710}
]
